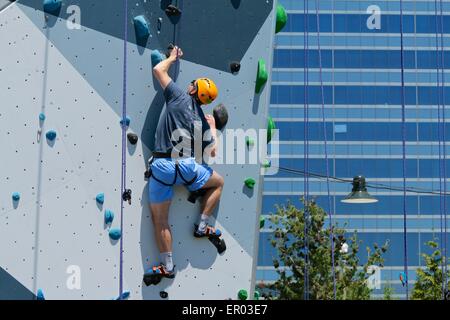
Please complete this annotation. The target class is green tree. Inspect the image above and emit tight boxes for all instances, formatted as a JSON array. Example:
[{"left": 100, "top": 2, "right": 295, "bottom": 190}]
[
  {"left": 262, "top": 199, "right": 389, "bottom": 300},
  {"left": 411, "top": 241, "right": 449, "bottom": 300}
]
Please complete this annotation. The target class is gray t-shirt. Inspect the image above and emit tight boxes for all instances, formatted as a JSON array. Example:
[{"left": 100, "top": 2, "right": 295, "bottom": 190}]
[{"left": 154, "top": 81, "right": 214, "bottom": 158}]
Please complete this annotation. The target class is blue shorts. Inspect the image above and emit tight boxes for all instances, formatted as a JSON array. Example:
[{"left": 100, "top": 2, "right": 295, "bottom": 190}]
[{"left": 148, "top": 157, "right": 213, "bottom": 203}]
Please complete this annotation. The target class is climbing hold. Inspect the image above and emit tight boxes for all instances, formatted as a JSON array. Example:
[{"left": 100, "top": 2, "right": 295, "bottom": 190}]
[
  {"left": 213, "top": 104, "right": 229, "bottom": 131},
  {"left": 255, "top": 59, "right": 268, "bottom": 94},
  {"left": 109, "top": 228, "right": 122, "bottom": 241},
  {"left": 246, "top": 137, "right": 255, "bottom": 147},
  {"left": 157, "top": 17, "right": 163, "bottom": 33},
  {"left": 39, "top": 113, "right": 46, "bottom": 122},
  {"left": 259, "top": 216, "right": 265, "bottom": 229},
  {"left": 46, "top": 130, "right": 57, "bottom": 141},
  {"left": 165, "top": 4, "right": 182, "bottom": 17},
  {"left": 115, "top": 291, "right": 130, "bottom": 300},
  {"left": 254, "top": 290, "right": 260, "bottom": 300},
  {"left": 151, "top": 50, "right": 165, "bottom": 68},
  {"left": 275, "top": 4, "right": 288, "bottom": 34},
  {"left": 43, "top": 0, "right": 62, "bottom": 14},
  {"left": 267, "top": 116, "right": 276, "bottom": 143},
  {"left": 120, "top": 116, "right": 131, "bottom": 128},
  {"left": 127, "top": 133, "right": 139, "bottom": 145},
  {"left": 133, "top": 15, "right": 150, "bottom": 39},
  {"left": 230, "top": 61, "right": 241, "bottom": 74},
  {"left": 122, "top": 189, "right": 132, "bottom": 205},
  {"left": 238, "top": 289, "right": 248, "bottom": 300},
  {"left": 95, "top": 193, "right": 104, "bottom": 205},
  {"left": 12, "top": 192, "right": 20, "bottom": 202},
  {"left": 160, "top": 291, "right": 168, "bottom": 299},
  {"left": 262, "top": 159, "right": 272, "bottom": 168},
  {"left": 36, "top": 289, "right": 45, "bottom": 300},
  {"left": 244, "top": 178, "right": 256, "bottom": 189},
  {"left": 104, "top": 210, "right": 114, "bottom": 225}
]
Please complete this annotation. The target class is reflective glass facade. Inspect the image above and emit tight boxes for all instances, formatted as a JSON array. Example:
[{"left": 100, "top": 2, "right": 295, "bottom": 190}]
[{"left": 258, "top": 0, "right": 450, "bottom": 298}]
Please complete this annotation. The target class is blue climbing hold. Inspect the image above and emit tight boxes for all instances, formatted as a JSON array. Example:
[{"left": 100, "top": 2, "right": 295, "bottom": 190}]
[
  {"left": 120, "top": 116, "right": 131, "bottom": 127},
  {"left": 36, "top": 289, "right": 45, "bottom": 300},
  {"left": 151, "top": 50, "right": 165, "bottom": 68},
  {"left": 96, "top": 193, "right": 105, "bottom": 205},
  {"left": 46, "top": 130, "right": 57, "bottom": 141},
  {"left": 104, "top": 210, "right": 114, "bottom": 225},
  {"left": 39, "top": 113, "right": 46, "bottom": 121},
  {"left": 12, "top": 192, "right": 20, "bottom": 202},
  {"left": 109, "top": 228, "right": 122, "bottom": 241},
  {"left": 133, "top": 15, "right": 150, "bottom": 39},
  {"left": 43, "top": 0, "right": 62, "bottom": 14},
  {"left": 115, "top": 291, "right": 130, "bottom": 300}
]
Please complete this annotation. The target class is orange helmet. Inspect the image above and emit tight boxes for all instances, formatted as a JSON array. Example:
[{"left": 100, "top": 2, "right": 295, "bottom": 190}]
[{"left": 195, "top": 78, "right": 218, "bottom": 105}]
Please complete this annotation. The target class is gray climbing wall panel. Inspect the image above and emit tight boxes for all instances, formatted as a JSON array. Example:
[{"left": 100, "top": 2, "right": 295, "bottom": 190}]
[{"left": 0, "top": 0, "right": 276, "bottom": 300}]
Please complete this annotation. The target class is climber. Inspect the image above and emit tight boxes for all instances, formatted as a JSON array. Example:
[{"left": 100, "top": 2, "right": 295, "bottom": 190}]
[{"left": 145, "top": 46, "right": 225, "bottom": 280}]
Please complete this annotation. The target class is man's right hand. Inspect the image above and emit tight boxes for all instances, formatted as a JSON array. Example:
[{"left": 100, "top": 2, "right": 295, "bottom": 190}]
[
  {"left": 153, "top": 46, "right": 183, "bottom": 90},
  {"left": 169, "top": 46, "right": 183, "bottom": 61}
]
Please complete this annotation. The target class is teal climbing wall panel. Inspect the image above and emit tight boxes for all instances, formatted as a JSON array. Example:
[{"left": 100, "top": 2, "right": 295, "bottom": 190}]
[{"left": 0, "top": 0, "right": 276, "bottom": 300}]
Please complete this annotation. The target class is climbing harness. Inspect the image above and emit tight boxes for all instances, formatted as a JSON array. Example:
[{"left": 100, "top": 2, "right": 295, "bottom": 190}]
[{"left": 146, "top": 154, "right": 198, "bottom": 187}]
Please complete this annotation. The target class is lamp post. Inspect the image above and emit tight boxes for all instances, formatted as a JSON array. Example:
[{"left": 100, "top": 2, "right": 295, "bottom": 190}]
[{"left": 341, "top": 175, "right": 378, "bottom": 204}]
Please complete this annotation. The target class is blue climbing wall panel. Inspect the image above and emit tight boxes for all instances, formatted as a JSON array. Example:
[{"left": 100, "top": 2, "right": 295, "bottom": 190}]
[{"left": 0, "top": 0, "right": 276, "bottom": 299}]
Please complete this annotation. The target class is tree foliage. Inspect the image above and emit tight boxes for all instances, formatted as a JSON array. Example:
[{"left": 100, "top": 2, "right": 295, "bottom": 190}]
[
  {"left": 262, "top": 199, "right": 389, "bottom": 300},
  {"left": 411, "top": 241, "right": 449, "bottom": 300}
]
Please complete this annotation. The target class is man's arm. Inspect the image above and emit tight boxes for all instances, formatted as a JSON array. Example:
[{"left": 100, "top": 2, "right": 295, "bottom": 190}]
[
  {"left": 153, "top": 46, "right": 183, "bottom": 90},
  {"left": 205, "top": 114, "right": 218, "bottom": 158}
]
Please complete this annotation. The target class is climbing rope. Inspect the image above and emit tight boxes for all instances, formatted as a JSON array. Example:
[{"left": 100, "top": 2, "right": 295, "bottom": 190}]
[
  {"left": 399, "top": 0, "right": 409, "bottom": 299},
  {"left": 303, "top": 0, "right": 310, "bottom": 300},
  {"left": 314, "top": 0, "right": 336, "bottom": 299},
  {"left": 119, "top": 0, "right": 129, "bottom": 300},
  {"left": 438, "top": 0, "right": 448, "bottom": 295},
  {"left": 433, "top": 0, "right": 446, "bottom": 300}
]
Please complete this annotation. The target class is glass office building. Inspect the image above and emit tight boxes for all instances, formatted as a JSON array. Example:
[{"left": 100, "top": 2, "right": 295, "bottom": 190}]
[{"left": 257, "top": 0, "right": 450, "bottom": 298}]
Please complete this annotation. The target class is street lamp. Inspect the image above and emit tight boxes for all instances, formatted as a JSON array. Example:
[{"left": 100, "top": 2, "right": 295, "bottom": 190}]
[{"left": 341, "top": 175, "right": 378, "bottom": 204}]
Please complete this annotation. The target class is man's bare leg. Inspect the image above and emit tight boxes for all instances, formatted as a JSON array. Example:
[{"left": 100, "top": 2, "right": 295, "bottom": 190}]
[
  {"left": 149, "top": 201, "right": 174, "bottom": 271},
  {"left": 195, "top": 171, "right": 224, "bottom": 234}
]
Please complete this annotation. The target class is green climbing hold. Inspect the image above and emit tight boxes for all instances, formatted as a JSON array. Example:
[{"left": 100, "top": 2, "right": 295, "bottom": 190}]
[
  {"left": 244, "top": 178, "right": 256, "bottom": 189},
  {"left": 254, "top": 290, "right": 260, "bottom": 300},
  {"left": 259, "top": 216, "right": 265, "bottom": 229},
  {"left": 255, "top": 59, "right": 268, "bottom": 94},
  {"left": 238, "top": 289, "right": 248, "bottom": 300},
  {"left": 267, "top": 116, "right": 276, "bottom": 143},
  {"left": 246, "top": 137, "right": 255, "bottom": 147},
  {"left": 275, "top": 4, "right": 288, "bottom": 33},
  {"left": 262, "top": 159, "right": 272, "bottom": 168}
]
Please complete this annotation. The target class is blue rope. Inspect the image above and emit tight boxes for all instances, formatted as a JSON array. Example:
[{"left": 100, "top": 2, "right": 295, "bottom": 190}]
[
  {"left": 399, "top": 0, "right": 409, "bottom": 299},
  {"left": 303, "top": 0, "right": 310, "bottom": 300},
  {"left": 434, "top": 0, "right": 446, "bottom": 300},
  {"left": 314, "top": 0, "right": 336, "bottom": 299},
  {"left": 438, "top": 0, "right": 448, "bottom": 293},
  {"left": 119, "top": 0, "right": 128, "bottom": 299}
]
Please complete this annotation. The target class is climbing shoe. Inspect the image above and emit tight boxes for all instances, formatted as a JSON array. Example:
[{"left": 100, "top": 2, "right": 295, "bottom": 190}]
[
  {"left": 193, "top": 224, "right": 222, "bottom": 239},
  {"left": 143, "top": 264, "right": 175, "bottom": 286}
]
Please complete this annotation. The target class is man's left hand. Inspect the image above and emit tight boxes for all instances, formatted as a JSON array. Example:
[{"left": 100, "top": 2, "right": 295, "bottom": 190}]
[{"left": 205, "top": 114, "right": 216, "bottom": 129}]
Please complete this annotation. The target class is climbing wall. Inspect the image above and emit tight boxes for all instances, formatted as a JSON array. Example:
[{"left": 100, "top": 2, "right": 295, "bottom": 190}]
[{"left": 0, "top": 0, "right": 276, "bottom": 300}]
